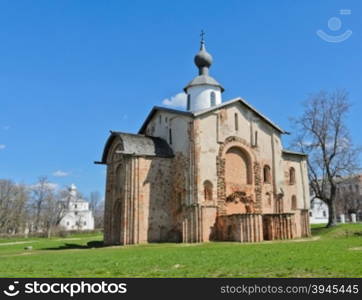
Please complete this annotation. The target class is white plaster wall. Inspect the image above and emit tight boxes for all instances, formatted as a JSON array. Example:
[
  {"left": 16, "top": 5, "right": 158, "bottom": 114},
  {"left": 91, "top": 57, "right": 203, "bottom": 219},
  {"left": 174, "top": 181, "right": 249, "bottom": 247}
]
[
  {"left": 282, "top": 156, "right": 309, "bottom": 211},
  {"left": 60, "top": 209, "right": 94, "bottom": 231},
  {"left": 187, "top": 85, "right": 222, "bottom": 112},
  {"left": 197, "top": 113, "right": 219, "bottom": 203},
  {"left": 146, "top": 111, "right": 191, "bottom": 156},
  {"left": 195, "top": 102, "right": 284, "bottom": 207}
]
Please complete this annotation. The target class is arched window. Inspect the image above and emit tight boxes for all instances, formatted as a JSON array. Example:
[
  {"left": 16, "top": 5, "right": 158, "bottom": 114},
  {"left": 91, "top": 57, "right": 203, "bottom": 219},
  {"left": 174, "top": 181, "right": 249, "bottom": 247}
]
[
  {"left": 291, "top": 195, "right": 297, "bottom": 210},
  {"left": 289, "top": 167, "right": 296, "bottom": 185},
  {"left": 225, "top": 147, "right": 252, "bottom": 188},
  {"left": 203, "top": 180, "right": 213, "bottom": 201},
  {"left": 210, "top": 91, "right": 216, "bottom": 106},
  {"left": 263, "top": 165, "right": 271, "bottom": 184},
  {"left": 187, "top": 94, "right": 191, "bottom": 111},
  {"left": 234, "top": 113, "right": 238, "bottom": 131}
]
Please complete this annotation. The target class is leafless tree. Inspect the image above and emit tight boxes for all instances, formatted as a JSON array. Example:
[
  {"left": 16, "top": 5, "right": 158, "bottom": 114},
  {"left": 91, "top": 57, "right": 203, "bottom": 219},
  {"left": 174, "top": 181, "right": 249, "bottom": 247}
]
[
  {"left": 30, "top": 176, "right": 53, "bottom": 232},
  {"left": 0, "top": 180, "right": 28, "bottom": 234},
  {"left": 29, "top": 177, "right": 66, "bottom": 236},
  {"left": 292, "top": 90, "right": 361, "bottom": 227},
  {"left": 42, "top": 190, "right": 67, "bottom": 237},
  {"left": 89, "top": 191, "right": 104, "bottom": 229}
]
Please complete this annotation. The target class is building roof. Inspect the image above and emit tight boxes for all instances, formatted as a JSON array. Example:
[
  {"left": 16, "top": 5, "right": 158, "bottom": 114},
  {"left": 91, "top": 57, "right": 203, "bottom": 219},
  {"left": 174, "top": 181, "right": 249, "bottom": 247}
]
[
  {"left": 139, "top": 97, "right": 287, "bottom": 134},
  {"left": 138, "top": 106, "right": 193, "bottom": 134},
  {"left": 184, "top": 74, "right": 224, "bottom": 92},
  {"left": 98, "top": 131, "right": 174, "bottom": 164},
  {"left": 282, "top": 149, "right": 308, "bottom": 157},
  {"left": 194, "top": 97, "right": 287, "bottom": 133}
]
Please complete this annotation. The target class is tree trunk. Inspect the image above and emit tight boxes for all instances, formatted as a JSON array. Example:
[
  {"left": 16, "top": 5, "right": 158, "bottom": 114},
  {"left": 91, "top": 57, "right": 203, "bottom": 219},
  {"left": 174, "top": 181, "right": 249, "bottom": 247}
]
[
  {"left": 327, "top": 200, "right": 337, "bottom": 227},
  {"left": 47, "top": 226, "right": 52, "bottom": 238}
]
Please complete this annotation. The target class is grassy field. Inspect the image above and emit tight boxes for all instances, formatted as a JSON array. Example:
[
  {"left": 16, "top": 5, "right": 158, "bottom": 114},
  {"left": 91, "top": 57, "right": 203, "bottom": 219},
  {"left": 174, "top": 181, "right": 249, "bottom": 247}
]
[{"left": 0, "top": 224, "right": 361, "bottom": 278}]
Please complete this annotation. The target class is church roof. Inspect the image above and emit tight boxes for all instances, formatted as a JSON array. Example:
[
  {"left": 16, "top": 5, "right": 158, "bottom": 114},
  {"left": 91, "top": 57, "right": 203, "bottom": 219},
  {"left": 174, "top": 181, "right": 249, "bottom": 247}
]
[
  {"left": 98, "top": 131, "right": 174, "bottom": 164},
  {"left": 138, "top": 106, "right": 193, "bottom": 134},
  {"left": 138, "top": 97, "right": 287, "bottom": 134},
  {"left": 184, "top": 75, "right": 224, "bottom": 92},
  {"left": 193, "top": 97, "right": 287, "bottom": 133},
  {"left": 282, "top": 149, "right": 308, "bottom": 157}
]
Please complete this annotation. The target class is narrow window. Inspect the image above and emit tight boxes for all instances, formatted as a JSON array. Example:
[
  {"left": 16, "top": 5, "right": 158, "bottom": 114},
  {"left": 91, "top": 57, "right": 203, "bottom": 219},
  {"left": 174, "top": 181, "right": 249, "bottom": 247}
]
[
  {"left": 234, "top": 113, "right": 238, "bottom": 131},
  {"left": 203, "top": 180, "right": 213, "bottom": 201},
  {"left": 323, "top": 211, "right": 326, "bottom": 217},
  {"left": 266, "top": 192, "right": 272, "bottom": 206},
  {"left": 291, "top": 195, "right": 297, "bottom": 210},
  {"left": 309, "top": 211, "right": 312, "bottom": 217},
  {"left": 169, "top": 128, "right": 172, "bottom": 145},
  {"left": 84, "top": 221, "right": 87, "bottom": 226},
  {"left": 289, "top": 167, "right": 296, "bottom": 185},
  {"left": 263, "top": 165, "right": 271, "bottom": 184},
  {"left": 210, "top": 92, "right": 216, "bottom": 106},
  {"left": 187, "top": 94, "right": 191, "bottom": 111},
  {"left": 254, "top": 131, "right": 258, "bottom": 147}
]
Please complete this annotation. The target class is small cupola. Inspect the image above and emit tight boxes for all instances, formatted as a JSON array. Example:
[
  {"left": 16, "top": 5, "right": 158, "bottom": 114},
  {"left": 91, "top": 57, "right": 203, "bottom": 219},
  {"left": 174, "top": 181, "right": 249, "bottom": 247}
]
[{"left": 184, "top": 31, "right": 224, "bottom": 112}]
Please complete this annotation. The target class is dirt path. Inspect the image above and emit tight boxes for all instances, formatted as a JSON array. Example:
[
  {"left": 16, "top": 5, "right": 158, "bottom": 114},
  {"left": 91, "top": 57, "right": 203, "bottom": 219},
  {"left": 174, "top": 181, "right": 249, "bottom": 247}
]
[{"left": 0, "top": 241, "right": 38, "bottom": 246}]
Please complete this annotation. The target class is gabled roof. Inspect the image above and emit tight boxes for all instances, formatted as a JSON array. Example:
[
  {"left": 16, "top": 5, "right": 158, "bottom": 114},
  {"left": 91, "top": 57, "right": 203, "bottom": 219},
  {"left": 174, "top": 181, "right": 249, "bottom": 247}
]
[
  {"left": 193, "top": 97, "right": 287, "bottom": 134},
  {"left": 138, "top": 106, "right": 192, "bottom": 134},
  {"left": 98, "top": 131, "right": 174, "bottom": 164},
  {"left": 138, "top": 97, "right": 287, "bottom": 134}
]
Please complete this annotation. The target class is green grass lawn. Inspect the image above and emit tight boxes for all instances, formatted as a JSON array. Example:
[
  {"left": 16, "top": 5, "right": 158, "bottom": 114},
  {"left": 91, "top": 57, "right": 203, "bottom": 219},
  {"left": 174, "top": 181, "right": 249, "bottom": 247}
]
[{"left": 0, "top": 224, "right": 361, "bottom": 278}]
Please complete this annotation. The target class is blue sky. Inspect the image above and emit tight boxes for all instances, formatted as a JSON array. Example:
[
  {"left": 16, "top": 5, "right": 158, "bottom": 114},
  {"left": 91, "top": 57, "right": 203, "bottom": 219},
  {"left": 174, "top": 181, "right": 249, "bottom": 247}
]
[{"left": 0, "top": 0, "right": 361, "bottom": 197}]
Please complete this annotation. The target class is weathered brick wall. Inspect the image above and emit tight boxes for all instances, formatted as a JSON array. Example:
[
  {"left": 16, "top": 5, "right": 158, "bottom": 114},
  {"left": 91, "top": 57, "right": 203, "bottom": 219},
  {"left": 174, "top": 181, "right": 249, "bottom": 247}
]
[
  {"left": 216, "top": 214, "right": 263, "bottom": 242},
  {"left": 103, "top": 134, "right": 178, "bottom": 245}
]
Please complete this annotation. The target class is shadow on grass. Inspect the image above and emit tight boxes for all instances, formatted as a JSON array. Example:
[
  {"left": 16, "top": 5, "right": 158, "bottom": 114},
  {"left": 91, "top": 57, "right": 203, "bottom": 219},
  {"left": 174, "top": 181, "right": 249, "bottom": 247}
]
[{"left": 43, "top": 241, "right": 105, "bottom": 251}]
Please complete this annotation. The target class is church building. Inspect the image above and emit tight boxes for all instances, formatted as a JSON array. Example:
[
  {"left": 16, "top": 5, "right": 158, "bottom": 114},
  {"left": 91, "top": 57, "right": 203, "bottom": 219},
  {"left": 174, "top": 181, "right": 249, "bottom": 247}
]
[
  {"left": 59, "top": 184, "right": 95, "bottom": 231},
  {"left": 97, "top": 37, "right": 311, "bottom": 245}
]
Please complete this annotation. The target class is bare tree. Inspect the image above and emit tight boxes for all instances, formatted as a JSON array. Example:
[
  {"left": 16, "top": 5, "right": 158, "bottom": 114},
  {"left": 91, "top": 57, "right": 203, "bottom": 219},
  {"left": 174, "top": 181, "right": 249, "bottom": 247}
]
[
  {"left": 30, "top": 176, "right": 52, "bottom": 232},
  {"left": 292, "top": 90, "right": 361, "bottom": 227},
  {"left": 42, "top": 190, "right": 67, "bottom": 237},
  {"left": 89, "top": 191, "right": 104, "bottom": 229},
  {"left": 0, "top": 180, "right": 28, "bottom": 234},
  {"left": 29, "top": 177, "right": 66, "bottom": 236}
]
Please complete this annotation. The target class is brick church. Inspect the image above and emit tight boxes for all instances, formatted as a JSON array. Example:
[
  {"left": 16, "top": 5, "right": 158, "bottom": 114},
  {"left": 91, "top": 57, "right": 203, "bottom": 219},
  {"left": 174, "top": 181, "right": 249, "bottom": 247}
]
[{"left": 97, "top": 36, "right": 311, "bottom": 245}]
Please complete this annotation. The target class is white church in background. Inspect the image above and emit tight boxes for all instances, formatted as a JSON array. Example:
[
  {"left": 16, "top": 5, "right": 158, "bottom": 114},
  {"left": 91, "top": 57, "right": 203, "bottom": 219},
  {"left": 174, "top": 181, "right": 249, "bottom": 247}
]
[
  {"left": 60, "top": 184, "right": 95, "bottom": 231},
  {"left": 309, "top": 198, "right": 329, "bottom": 224}
]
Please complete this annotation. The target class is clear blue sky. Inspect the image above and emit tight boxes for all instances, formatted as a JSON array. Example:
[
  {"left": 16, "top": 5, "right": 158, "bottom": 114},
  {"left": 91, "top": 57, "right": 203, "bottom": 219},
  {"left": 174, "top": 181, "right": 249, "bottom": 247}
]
[{"left": 1, "top": 0, "right": 361, "bottom": 197}]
